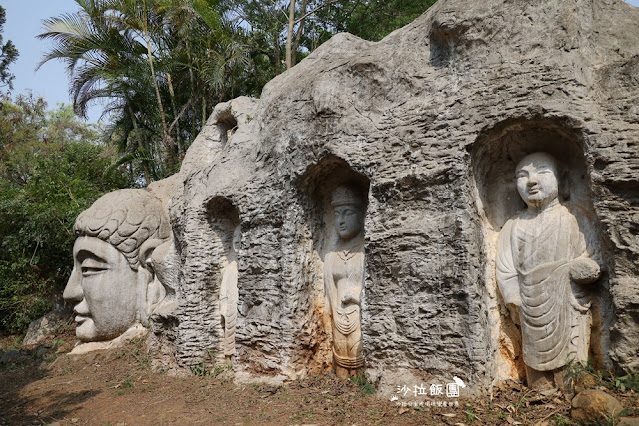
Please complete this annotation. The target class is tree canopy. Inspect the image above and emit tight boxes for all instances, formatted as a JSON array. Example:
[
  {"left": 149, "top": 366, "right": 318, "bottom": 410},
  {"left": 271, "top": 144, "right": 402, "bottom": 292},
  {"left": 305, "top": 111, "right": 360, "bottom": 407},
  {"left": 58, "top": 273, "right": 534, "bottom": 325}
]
[
  {"left": 0, "top": 5, "right": 19, "bottom": 89},
  {"left": 0, "top": 94, "right": 132, "bottom": 333},
  {"left": 38, "top": 0, "right": 257, "bottom": 183}
]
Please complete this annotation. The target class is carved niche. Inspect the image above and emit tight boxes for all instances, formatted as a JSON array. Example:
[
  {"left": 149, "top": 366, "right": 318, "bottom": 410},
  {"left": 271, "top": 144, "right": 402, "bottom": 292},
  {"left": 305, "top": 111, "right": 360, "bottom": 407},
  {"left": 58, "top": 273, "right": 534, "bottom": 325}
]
[
  {"left": 297, "top": 156, "right": 370, "bottom": 379},
  {"left": 207, "top": 197, "right": 242, "bottom": 362},
  {"left": 471, "top": 119, "right": 613, "bottom": 390}
]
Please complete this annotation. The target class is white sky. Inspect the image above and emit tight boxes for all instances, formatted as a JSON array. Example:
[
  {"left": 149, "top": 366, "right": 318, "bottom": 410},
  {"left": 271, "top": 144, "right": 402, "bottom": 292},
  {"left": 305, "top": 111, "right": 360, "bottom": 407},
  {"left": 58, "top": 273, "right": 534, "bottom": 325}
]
[{"left": 3, "top": 0, "right": 639, "bottom": 124}]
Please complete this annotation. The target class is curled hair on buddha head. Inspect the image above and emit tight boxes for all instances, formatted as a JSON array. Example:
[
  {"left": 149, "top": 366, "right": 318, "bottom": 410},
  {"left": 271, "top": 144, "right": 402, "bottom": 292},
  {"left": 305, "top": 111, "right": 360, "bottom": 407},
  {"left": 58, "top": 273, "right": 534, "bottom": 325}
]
[{"left": 74, "top": 189, "right": 171, "bottom": 270}]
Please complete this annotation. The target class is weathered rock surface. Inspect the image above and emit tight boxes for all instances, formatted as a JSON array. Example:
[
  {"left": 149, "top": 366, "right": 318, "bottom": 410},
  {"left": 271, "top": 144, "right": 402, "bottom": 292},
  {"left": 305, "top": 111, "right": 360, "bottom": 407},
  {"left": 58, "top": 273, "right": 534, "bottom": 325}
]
[
  {"left": 619, "top": 418, "right": 639, "bottom": 426},
  {"left": 0, "top": 349, "right": 25, "bottom": 364},
  {"left": 23, "top": 309, "right": 71, "bottom": 347},
  {"left": 144, "top": 0, "right": 639, "bottom": 394},
  {"left": 571, "top": 389, "right": 624, "bottom": 423}
]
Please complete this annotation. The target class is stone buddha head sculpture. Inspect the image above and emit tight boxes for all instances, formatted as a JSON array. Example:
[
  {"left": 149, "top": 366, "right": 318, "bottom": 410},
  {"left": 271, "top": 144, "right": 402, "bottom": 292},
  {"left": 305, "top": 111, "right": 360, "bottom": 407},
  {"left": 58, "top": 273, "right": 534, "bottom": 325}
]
[
  {"left": 331, "top": 186, "right": 365, "bottom": 242},
  {"left": 63, "top": 189, "right": 171, "bottom": 342},
  {"left": 515, "top": 152, "right": 560, "bottom": 210}
]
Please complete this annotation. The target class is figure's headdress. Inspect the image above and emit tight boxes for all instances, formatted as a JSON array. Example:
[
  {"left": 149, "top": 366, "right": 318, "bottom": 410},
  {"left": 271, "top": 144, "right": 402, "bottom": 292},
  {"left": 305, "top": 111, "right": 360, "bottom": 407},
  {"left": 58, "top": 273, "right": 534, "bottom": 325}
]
[{"left": 330, "top": 186, "right": 364, "bottom": 208}]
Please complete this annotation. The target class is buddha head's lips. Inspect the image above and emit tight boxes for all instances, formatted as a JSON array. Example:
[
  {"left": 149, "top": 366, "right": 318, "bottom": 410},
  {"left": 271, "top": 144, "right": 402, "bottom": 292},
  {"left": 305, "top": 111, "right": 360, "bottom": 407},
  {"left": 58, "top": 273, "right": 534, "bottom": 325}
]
[{"left": 75, "top": 314, "right": 91, "bottom": 324}]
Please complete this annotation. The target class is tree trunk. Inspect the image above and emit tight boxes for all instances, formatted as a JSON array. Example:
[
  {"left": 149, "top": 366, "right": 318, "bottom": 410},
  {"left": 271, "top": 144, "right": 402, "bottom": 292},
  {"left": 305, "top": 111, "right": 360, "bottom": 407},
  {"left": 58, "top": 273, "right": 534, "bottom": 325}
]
[
  {"left": 167, "top": 73, "right": 183, "bottom": 157},
  {"left": 291, "top": 0, "right": 309, "bottom": 67},
  {"left": 142, "top": 0, "right": 173, "bottom": 169},
  {"left": 285, "top": 0, "right": 296, "bottom": 70}
]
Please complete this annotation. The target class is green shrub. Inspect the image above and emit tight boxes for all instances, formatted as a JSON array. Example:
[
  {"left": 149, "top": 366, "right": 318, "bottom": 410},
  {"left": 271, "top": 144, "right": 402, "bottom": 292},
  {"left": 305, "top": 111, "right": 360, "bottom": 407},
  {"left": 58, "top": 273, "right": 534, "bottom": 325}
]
[{"left": 0, "top": 94, "right": 132, "bottom": 333}]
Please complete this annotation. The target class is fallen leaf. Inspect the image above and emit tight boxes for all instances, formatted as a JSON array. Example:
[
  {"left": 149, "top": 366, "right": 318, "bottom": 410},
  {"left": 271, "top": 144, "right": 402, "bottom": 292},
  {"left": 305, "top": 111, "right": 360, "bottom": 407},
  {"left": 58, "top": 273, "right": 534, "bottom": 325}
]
[
  {"left": 540, "top": 388, "right": 558, "bottom": 397},
  {"left": 399, "top": 407, "right": 409, "bottom": 414},
  {"left": 442, "top": 413, "right": 456, "bottom": 417}
]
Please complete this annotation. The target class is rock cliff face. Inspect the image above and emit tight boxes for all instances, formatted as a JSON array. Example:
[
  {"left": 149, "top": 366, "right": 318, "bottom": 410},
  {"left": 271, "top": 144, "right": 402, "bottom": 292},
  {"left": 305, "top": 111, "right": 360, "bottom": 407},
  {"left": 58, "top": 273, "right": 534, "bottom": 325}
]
[{"left": 151, "top": 0, "right": 639, "bottom": 393}]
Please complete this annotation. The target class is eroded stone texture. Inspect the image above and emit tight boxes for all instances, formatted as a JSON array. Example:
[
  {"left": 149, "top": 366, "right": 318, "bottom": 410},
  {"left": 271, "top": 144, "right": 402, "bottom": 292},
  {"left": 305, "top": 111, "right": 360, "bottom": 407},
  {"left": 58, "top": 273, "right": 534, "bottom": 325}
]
[{"left": 152, "top": 0, "right": 639, "bottom": 393}]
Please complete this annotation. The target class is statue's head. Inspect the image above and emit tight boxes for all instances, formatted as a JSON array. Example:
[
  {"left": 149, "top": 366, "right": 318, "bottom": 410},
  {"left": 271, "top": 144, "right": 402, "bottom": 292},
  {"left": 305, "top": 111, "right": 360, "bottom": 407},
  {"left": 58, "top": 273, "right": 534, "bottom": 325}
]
[
  {"left": 515, "top": 152, "right": 560, "bottom": 210},
  {"left": 63, "top": 189, "right": 171, "bottom": 342},
  {"left": 331, "top": 186, "right": 365, "bottom": 241}
]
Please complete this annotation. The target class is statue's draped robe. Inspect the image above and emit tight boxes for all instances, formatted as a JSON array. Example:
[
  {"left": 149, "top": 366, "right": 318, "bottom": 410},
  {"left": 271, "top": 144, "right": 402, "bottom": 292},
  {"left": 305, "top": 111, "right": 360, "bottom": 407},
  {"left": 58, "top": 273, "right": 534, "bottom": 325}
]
[
  {"left": 324, "top": 237, "right": 365, "bottom": 370},
  {"left": 220, "top": 258, "right": 238, "bottom": 358},
  {"left": 497, "top": 202, "right": 592, "bottom": 371}
]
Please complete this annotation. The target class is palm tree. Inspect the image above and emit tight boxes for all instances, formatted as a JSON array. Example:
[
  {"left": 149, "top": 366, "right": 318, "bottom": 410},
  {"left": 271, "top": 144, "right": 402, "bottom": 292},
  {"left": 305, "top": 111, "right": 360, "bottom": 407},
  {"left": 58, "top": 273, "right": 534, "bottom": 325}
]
[{"left": 38, "top": 0, "right": 251, "bottom": 182}]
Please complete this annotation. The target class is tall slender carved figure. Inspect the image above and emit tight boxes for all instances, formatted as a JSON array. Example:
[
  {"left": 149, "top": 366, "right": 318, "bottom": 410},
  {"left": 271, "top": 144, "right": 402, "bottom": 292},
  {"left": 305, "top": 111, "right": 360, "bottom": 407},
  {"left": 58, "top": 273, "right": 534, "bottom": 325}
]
[
  {"left": 220, "top": 225, "right": 241, "bottom": 360},
  {"left": 324, "top": 186, "right": 366, "bottom": 379},
  {"left": 496, "top": 152, "right": 600, "bottom": 390}
]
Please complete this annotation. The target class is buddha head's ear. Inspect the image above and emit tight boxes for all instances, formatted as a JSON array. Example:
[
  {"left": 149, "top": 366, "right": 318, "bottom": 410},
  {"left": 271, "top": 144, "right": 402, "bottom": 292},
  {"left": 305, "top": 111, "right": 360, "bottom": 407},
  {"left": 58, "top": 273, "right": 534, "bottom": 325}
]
[
  {"left": 138, "top": 238, "right": 167, "bottom": 276},
  {"left": 136, "top": 238, "right": 172, "bottom": 318},
  {"left": 147, "top": 240, "right": 179, "bottom": 316}
]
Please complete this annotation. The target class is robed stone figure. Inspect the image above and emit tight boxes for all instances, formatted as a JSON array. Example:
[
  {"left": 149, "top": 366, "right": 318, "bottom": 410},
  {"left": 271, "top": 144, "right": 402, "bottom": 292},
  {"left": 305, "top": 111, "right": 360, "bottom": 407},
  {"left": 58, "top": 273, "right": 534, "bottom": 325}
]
[
  {"left": 324, "top": 186, "right": 366, "bottom": 379},
  {"left": 220, "top": 226, "right": 241, "bottom": 361},
  {"left": 497, "top": 153, "right": 601, "bottom": 390}
]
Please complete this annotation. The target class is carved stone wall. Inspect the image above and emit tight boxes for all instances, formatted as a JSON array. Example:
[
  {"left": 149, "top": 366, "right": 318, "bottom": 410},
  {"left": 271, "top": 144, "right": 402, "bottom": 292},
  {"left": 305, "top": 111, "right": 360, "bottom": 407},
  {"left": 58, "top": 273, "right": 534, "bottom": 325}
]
[{"left": 146, "top": 0, "right": 639, "bottom": 392}]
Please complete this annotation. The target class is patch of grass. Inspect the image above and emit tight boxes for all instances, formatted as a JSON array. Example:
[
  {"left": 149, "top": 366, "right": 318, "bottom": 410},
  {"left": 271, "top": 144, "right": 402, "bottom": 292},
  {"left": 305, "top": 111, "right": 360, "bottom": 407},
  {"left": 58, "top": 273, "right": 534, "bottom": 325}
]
[
  {"left": 350, "top": 375, "right": 376, "bottom": 396},
  {"left": 6, "top": 336, "right": 23, "bottom": 350},
  {"left": 466, "top": 406, "right": 477, "bottom": 423},
  {"left": 606, "top": 373, "right": 639, "bottom": 393},
  {"left": 191, "top": 360, "right": 210, "bottom": 377},
  {"left": 551, "top": 415, "right": 570, "bottom": 426},
  {"left": 289, "top": 409, "right": 316, "bottom": 422},
  {"left": 566, "top": 359, "right": 639, "bottom": 393},
  {"left": 122, "top": 376, "right": 135, "bottom": 388},
  {"left": 190, "top": 352, "right": 231, "bottom": 378},
  {"left": 130, "top": 348, "right": 151, "bottom": 369},
  {"left": 51, "top": 339, "right": 65, "bottom": 353},
  {"left": 112, "top": 376, "right": 137, "bottom": 396}
]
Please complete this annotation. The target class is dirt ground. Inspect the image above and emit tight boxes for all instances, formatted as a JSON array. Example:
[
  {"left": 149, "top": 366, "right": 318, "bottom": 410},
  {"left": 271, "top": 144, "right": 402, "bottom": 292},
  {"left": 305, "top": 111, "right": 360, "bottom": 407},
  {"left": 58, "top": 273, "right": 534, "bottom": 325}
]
[{"left": 1, "top": 330, "right": 637, "bottom": 425}]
